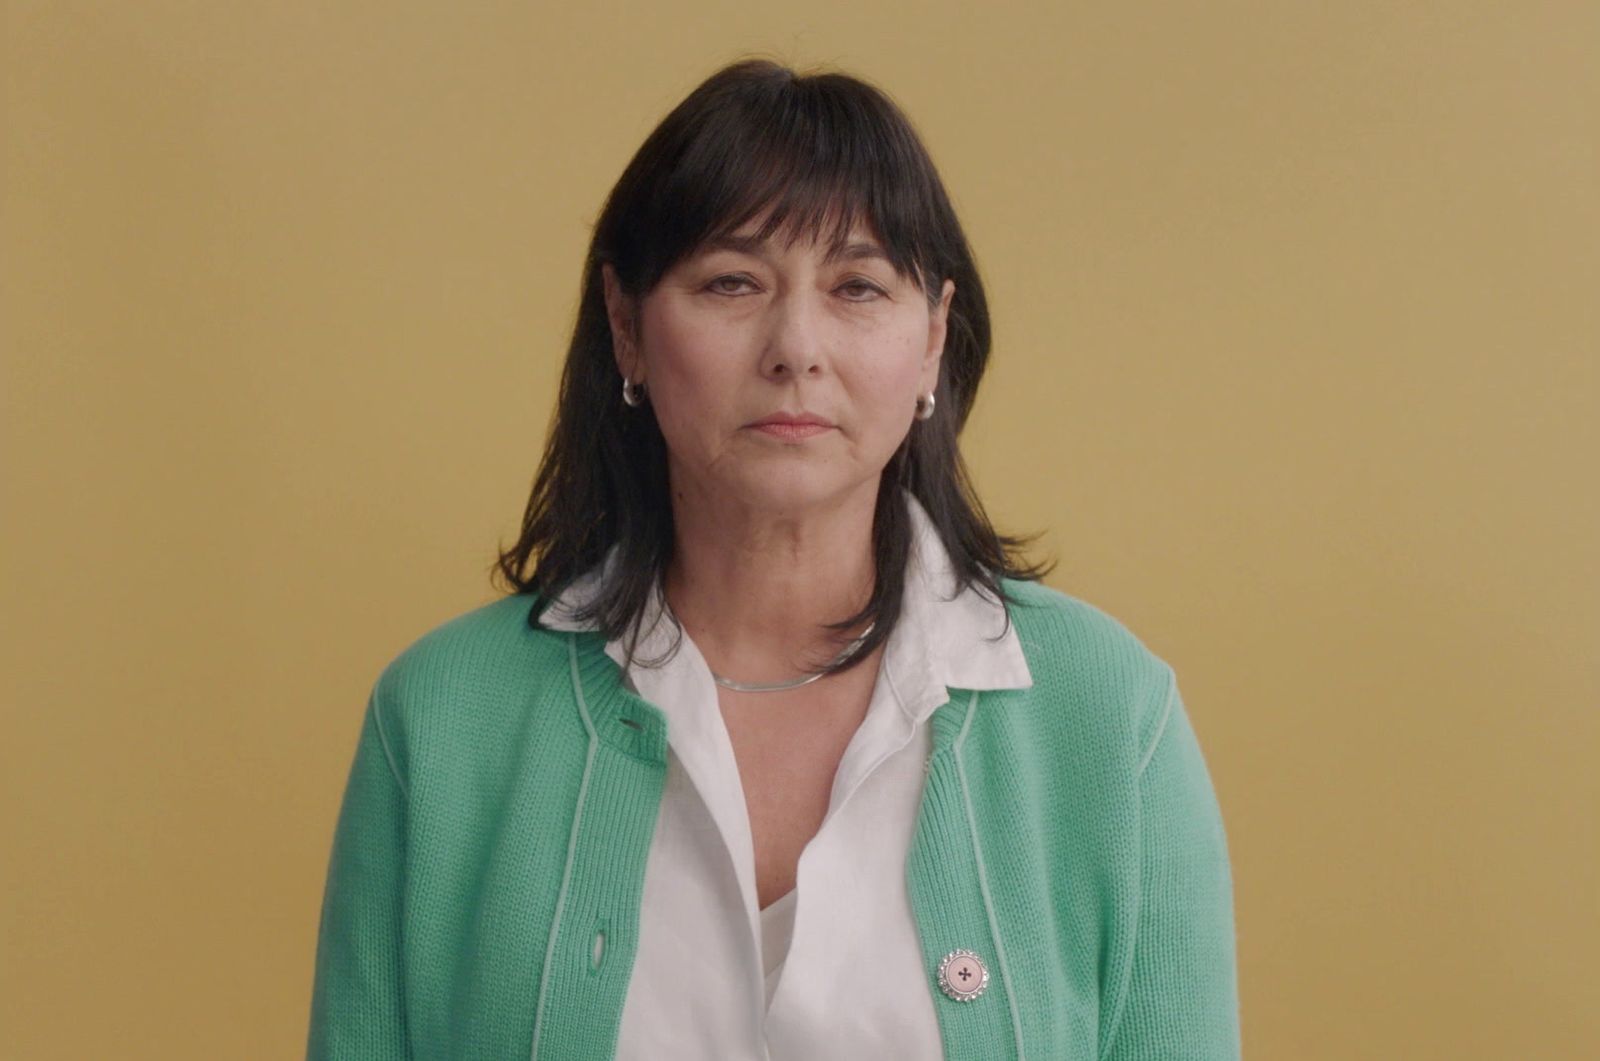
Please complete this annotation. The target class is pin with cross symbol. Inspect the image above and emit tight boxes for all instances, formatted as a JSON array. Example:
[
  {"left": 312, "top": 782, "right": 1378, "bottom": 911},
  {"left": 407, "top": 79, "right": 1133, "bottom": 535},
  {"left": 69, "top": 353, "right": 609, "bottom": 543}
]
[{"left": 936, "top": 948, "right": 990, "bottom": 1002}]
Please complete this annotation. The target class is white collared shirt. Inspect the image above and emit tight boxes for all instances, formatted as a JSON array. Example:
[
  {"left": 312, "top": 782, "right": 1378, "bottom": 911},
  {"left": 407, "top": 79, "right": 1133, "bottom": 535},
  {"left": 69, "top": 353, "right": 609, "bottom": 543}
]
[{"left": 538, "top": 489, "right": 1033, "bottom": 1060}]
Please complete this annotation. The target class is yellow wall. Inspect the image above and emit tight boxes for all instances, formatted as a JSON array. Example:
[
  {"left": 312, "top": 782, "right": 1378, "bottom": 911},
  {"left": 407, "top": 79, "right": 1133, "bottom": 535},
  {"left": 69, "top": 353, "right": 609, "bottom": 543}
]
[{"left": 4, "top": 2, "right": 1595, "bottom": 1057}]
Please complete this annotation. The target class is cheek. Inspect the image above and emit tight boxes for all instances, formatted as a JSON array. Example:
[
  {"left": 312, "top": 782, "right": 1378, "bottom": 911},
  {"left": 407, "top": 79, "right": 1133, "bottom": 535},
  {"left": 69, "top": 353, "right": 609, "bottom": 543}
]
[
  {"left": 641, "top": 308, "right": 744, "bottom": 438},
  {"left": 854, "top": 330, "right": 927, "bottom": 410}
]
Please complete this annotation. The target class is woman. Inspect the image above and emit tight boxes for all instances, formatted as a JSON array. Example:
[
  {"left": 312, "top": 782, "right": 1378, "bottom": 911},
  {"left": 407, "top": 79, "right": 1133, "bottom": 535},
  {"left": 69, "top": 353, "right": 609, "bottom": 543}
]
[{"left": 307, "top": 58, "right": 1240, "bottom": 1060}]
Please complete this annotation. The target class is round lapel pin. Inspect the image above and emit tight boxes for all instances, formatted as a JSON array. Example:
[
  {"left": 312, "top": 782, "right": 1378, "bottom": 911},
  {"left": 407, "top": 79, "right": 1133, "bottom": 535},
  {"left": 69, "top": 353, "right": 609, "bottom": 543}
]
[{"left": 936, "top": 948, "right": 990, "bottom": 1002}]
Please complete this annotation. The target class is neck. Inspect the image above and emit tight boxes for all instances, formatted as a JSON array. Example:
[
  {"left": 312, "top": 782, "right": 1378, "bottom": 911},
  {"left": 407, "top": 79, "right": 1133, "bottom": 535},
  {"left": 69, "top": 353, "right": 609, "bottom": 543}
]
[{"left": 662, "top": 475, "right": 881, "bottom": 681}]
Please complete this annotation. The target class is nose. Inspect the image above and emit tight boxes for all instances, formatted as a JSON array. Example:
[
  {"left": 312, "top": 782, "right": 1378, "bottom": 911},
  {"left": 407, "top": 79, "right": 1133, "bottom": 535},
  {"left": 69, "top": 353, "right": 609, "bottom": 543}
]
[{"left": 757, "top": 289, "right": 827, "bottom": 381}]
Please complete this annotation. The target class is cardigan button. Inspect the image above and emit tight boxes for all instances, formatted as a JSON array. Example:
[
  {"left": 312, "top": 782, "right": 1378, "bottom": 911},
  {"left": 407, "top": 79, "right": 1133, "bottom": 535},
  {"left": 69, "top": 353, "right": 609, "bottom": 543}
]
[{"left": 936, "top": 949, "right": 990, "bottom": 1002}]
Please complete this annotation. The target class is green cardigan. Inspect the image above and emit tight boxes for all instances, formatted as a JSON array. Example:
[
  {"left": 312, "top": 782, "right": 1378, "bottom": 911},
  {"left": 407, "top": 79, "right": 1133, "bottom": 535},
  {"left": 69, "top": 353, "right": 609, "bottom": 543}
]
[{"left": 307, "top": 578, "right": 1240, "bottom": 1059}]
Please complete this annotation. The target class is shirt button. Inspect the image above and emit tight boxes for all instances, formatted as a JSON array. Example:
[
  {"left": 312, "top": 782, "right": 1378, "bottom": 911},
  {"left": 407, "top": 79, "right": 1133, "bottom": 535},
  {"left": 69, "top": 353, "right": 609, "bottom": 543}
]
[{"left": 936, "top": 949, "right": 990, "bottom": 1002}]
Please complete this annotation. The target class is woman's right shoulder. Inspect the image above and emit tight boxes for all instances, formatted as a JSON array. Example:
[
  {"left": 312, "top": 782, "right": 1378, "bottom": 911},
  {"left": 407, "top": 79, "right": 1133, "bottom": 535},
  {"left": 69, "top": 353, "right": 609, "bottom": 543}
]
[
  {"left": 347, "top": 593, "right": 597, "bottom": 800},
  {"left": 366, "top": 592, "right": 576, "bottom": 726}
]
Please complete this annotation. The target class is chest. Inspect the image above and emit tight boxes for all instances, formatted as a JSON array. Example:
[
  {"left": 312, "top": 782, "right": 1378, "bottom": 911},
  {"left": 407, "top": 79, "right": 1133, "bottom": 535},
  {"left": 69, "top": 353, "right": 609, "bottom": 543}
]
[{"left": 716, "top": 654, "right": 882, "bottom": 909}]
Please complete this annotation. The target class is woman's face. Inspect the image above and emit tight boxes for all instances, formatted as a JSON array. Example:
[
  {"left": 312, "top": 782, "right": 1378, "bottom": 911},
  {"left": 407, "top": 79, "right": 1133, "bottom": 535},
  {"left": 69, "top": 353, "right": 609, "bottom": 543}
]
[{"left": 603, "top": 214, "right": 955, "bottom": 518}]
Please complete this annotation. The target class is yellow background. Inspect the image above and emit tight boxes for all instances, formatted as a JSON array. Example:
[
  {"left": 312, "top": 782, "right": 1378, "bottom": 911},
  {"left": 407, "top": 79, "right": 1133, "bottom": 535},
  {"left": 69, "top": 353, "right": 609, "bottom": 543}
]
[{"left": 4, "top": 2, "right": 1595, "bottom": 1057}]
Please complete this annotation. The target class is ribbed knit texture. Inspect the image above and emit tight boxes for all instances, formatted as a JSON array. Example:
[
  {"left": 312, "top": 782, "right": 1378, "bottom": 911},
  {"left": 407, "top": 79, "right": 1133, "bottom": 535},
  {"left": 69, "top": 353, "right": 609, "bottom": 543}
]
[{"left": 307, "top": 578, "right": 1240, "bottom": 1059}]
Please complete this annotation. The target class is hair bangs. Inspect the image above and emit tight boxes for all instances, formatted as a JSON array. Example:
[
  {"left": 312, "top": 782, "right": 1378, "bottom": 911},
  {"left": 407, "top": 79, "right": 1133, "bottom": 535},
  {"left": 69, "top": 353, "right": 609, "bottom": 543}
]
[{"left": 648, "top": 79, "right": 939, "bottom": 300}]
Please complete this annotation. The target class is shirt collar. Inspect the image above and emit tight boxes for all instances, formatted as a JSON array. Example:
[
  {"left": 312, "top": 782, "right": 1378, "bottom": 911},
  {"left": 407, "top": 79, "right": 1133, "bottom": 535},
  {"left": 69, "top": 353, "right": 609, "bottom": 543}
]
[
  {"left": 899, "top": 489, "right": 1032, "bottom": 694},
  {"left": 537, "top": 487, "right": 1033, "bottom": 719}
]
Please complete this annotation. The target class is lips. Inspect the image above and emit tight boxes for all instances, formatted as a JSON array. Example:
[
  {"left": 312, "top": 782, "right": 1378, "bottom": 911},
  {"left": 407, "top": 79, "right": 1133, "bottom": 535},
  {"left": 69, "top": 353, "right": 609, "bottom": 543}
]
[
  {"left": 745, "top": 411, "right": 836, "bottom": 442},
  {"left": 747, "top": 412, "right": 835, "bottom": 428}
]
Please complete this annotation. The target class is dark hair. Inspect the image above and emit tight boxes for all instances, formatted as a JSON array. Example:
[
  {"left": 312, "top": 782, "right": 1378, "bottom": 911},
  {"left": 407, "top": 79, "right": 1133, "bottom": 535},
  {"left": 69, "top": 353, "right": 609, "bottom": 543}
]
[{"left": 492, "top": 56, "right": 1054, "bottom": 675}]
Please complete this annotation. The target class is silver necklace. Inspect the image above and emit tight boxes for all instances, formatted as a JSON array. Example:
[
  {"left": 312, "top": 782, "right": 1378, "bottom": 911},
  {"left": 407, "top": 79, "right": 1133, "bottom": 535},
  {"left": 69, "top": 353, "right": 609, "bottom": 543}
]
[{"left": 708, "top": 621, "right": 877, "bottom": 693}]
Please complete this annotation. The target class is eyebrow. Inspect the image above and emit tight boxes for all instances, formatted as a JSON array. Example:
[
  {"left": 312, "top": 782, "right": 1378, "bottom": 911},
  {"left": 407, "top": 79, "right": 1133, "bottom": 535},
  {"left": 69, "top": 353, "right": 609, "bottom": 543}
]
[{"left": 698, "top": 233, "right": 892, "bottom": 265}]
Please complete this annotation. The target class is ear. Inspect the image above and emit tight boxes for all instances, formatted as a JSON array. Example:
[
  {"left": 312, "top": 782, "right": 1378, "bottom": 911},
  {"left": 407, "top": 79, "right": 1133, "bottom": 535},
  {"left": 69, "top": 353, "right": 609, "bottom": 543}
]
[
  {"left": 921, "top": 278, "right": 955, "bottom": 393},
  {"left": 602, "top": 263, "right": 642, "bottom": 381}
]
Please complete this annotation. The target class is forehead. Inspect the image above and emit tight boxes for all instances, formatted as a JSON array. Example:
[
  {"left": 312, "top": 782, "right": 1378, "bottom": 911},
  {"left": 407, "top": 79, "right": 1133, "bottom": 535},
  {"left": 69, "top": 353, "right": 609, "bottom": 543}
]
[
  {"left": 695, "top": 204, "right": 888, "bottom": 264},
  {"left": 692, "top": 198, "right": 883, "bottom": 256},
  {"left": 696, "top": 230, "right": 890, "bottom": 266}
]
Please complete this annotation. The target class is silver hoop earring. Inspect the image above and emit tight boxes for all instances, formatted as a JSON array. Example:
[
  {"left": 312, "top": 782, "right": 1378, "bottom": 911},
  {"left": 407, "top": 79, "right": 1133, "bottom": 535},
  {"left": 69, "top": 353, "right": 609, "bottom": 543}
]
[
  {"left": 914, "top": 391, "right": 936, "bottom": 421},
  {"left": 621, "top": 377, "right": 646, "bottom": 408}
]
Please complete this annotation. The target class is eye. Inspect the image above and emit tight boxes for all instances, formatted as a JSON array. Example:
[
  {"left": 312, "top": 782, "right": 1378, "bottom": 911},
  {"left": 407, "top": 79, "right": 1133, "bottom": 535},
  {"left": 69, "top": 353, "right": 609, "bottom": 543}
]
[
  {"left": 839, "top": 277, "right": 888, "bottom": 301},
  {"left": 706, "top": 273, "right": 757, "bottom": 295}
]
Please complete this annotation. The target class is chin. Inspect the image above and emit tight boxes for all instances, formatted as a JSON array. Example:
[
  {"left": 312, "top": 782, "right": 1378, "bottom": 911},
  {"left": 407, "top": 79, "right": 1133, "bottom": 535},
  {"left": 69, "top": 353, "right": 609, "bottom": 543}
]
[{"left": 718, "top": 466, "right": 875, "bottom": 516}]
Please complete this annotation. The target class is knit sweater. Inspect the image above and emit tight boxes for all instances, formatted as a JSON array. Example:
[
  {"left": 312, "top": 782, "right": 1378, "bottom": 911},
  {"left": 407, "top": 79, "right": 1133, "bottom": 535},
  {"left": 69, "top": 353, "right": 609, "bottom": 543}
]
[{"left": 306, "top": 577, "right": 1241, "bottom": 1060}]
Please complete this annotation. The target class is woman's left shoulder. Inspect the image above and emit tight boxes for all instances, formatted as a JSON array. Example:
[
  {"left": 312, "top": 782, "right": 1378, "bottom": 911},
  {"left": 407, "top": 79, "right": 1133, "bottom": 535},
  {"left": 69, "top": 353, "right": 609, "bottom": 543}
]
[
  {"left": 1000, "top": 577, "right": 1171, "bottom": 670},
  {"left": 997, "top": 577, "right": 1177, "bottom": 743}
]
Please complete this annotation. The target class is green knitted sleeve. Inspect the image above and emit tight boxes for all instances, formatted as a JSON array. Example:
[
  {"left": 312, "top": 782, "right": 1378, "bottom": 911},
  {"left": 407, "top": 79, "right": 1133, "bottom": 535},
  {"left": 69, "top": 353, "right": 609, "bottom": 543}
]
[
  {"left": 306, "top": 686, "right": 411, "bottom": 1060},
  {"left": 1102, "top": 673, "right": 1242, "bottom": 1060}
]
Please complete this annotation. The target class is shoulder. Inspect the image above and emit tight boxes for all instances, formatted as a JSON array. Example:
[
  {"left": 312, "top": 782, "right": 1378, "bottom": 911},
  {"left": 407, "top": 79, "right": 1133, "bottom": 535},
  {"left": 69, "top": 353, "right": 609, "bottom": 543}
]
[
  {"left": 998, "top": 577, "right": 1177, "bottom": 757},
  {"left": 368, "top": 592, "right": 573, "bottom": 737},
  {"left": 999, "top": 576, "right": 1170, "bottom": 677}
]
